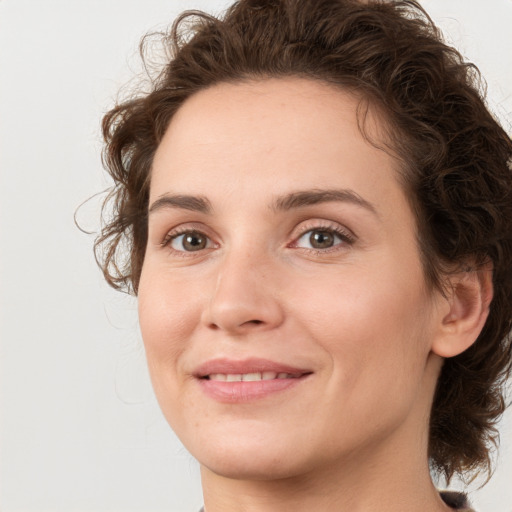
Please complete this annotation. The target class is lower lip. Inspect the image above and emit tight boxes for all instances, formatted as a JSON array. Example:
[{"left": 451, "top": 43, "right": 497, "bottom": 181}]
[{"left": 198, "top": 376, "right": 308, "bottom": 403}]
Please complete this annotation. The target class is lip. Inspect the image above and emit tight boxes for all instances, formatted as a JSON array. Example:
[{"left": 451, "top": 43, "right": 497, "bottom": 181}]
[
  {"left": 194, "top": 357, "right": 310, "bottom": 377},
  {"left": 194, "top": 358, "right": 312, "bottom": 403}
]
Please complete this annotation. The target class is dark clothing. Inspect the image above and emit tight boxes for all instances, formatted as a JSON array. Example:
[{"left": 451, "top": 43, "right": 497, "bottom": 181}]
[{"left": 441, "top": 490, "right": 474, "bottom": 511}]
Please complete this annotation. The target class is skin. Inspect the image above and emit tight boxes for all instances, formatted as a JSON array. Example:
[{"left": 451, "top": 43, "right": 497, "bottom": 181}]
[{"left": 138, "top": 78, "right": 489, "bottom": 511}]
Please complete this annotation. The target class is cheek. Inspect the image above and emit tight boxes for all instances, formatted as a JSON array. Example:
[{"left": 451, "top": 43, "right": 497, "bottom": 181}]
[
  {"left": 137, "top": 268, "right": 202, "bottom": 388},
  {"left": 290, "top": 263, "right": 433, "bottom": 382},
  {"left": 137, "top": 269, "right": 208, "bottom": 434},
  {"left": 290, "top": 268, "right": 435, "bottom": 440}
]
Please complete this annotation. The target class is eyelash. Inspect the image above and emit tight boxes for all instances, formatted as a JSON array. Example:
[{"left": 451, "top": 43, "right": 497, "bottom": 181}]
[
  {"left": 161, "top": 222, "right": 355, "bottom": 256},
  {"left": 161, "top": 226, "right": 215, "bottom": 257},
  {"left": 290, "top": 223, "right": 355, "bottom": 253}
]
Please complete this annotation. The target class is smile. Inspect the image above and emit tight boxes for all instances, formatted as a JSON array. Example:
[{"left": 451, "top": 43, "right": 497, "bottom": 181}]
[
  {"left": 206, "top": 372, "right": 300, "bottom": 381},
  {"left": 194, "top": 358, "right": 312, "bottom": 402}
]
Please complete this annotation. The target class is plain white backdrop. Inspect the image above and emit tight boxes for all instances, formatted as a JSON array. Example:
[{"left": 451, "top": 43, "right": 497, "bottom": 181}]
[{"left": 0, "top": 1, "right": 511, "bottom": 511}]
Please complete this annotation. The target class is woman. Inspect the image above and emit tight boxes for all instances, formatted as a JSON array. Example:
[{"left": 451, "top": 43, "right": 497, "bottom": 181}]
[{"left": 95, "top": 0, "right": 512, "bottom": 510}]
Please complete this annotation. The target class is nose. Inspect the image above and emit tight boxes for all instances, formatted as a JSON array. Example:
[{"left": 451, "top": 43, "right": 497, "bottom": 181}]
[{"left": 201, "top": 248, "right": 285, "bottom": 334}]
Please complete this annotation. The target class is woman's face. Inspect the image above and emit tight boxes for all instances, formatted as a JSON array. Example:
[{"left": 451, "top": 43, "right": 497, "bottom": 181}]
[{"left": 138, "top": 78, "right": 446, "bottom": 481}]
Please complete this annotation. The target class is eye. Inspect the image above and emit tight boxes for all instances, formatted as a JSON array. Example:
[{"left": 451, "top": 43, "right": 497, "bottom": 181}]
[
  {"left": 294, "top": 227, "right": 352, "bottom": 251},
  {"left": 168, "top": 231, "right": 211, "bottom": 252}
]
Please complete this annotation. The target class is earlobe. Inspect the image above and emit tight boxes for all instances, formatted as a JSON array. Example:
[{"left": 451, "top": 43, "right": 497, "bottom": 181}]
[{"left": 431, "top": 263, "right": 493, "bottom": 358}]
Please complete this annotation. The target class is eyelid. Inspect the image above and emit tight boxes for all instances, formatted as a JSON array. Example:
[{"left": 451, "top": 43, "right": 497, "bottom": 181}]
[
  {"left": 160, "top": 223, "right": 218, "bottom": 254},
  {"left": 170, "top": 232, "right": 213, "bottom": 252},
  {"left": 158, "top": 219, "right": 355, "bottom": 256},
  {"left": 289, "top": 220, "right": 356, "bottom": 250}
]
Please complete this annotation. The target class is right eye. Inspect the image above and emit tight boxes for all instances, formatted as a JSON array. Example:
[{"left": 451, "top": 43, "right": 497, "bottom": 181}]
[{"left": 168, "top": 231, "right": 212, "bottom": 252}]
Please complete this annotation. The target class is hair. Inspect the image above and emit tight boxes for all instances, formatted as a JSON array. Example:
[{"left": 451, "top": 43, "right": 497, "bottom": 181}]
[{"left": 96, "top": 0, "right": 512, "bottom": 483}]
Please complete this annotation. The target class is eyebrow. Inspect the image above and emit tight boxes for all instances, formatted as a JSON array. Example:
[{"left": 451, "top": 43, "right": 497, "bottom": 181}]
[
  {"left": 147, "top": 188, "right": 377, "bottom": 217},
  {"left": 148, "top": 194, "right": 212, "bottom": 215},
  {"left": 272, "top": 188, "right": 378, "bottom": 215}
]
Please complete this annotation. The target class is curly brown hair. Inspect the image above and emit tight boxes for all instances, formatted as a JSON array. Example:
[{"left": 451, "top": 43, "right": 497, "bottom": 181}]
[{"left": 96, "top": 0, "right": 512, "bottom": 482}]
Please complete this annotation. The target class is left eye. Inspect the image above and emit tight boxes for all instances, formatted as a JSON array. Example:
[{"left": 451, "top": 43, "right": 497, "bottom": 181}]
[
  {"left": 170, "top": 231, "right": 211, "bottom": 252},
  {"left": 295, "top": 229, "right": 346, "bottom": 250}
]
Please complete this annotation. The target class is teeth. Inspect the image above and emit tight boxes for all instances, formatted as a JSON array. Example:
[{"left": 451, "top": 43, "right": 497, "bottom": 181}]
[
  {"left": 242, "top": 372, "right": 262, "bottom": 381},
  {"left": 209, "top": 373, "right": 227, "bottom": 381},
  {"left": 208, "top": 372, "right": 294, "bottom": 381}
]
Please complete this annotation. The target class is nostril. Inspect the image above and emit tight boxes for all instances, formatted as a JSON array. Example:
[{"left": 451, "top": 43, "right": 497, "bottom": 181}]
[{"left": 208, "top": 319, "right": 263, "bottom": 330}]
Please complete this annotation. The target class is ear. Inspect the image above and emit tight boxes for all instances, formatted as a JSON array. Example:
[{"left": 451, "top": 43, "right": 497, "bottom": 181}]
[{"left": 431, "top": 263, "right": 493, "bottom": 358}]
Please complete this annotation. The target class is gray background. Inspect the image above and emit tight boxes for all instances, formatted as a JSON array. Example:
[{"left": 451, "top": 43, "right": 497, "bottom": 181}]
[{"left": 1, "top": 1, "right": 511, "bottom": 510}]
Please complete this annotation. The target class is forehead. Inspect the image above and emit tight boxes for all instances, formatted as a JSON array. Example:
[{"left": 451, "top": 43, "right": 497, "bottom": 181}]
[{"left": 150, "top": 78, "right": 404, "bottom": 213}]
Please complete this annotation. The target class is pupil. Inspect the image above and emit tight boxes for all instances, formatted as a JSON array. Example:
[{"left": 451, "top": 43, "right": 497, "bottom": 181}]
[
  {"left": 183, "top": 233, "right": 206, "bottom": 251},
  {"left": 310, "top": 230, "right": 334, "bottom": 249}
]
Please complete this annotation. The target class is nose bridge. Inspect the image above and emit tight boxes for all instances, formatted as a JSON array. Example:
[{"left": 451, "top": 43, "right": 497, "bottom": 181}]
[{"left": 203, "top": 240, "right": 284, "bottom": 333}]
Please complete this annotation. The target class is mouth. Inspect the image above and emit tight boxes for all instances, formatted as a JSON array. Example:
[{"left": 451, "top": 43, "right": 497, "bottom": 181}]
[
  {"left": 194, "top": 358, "right": 312, "bottom": 403},
  {"left": 203, "top": 371, "right": 304, "bottom": 382}
]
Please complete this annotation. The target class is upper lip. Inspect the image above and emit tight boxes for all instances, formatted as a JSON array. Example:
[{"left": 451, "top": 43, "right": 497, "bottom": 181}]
[{"left": 194, "top": 358, "right": 312, "bottom": 378}]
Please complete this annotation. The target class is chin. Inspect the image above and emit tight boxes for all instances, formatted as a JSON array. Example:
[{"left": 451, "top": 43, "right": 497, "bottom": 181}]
[
  {"left": 181, "top": 423, "right": 312, "bottom": 481},
  {"left": 199, "top": 449, "right": 305, "bottom": 481}
]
